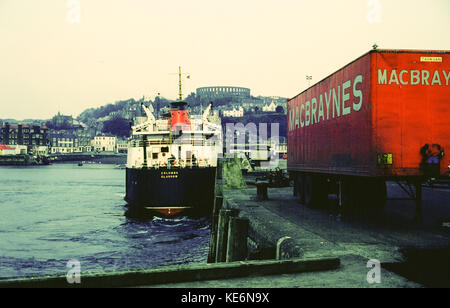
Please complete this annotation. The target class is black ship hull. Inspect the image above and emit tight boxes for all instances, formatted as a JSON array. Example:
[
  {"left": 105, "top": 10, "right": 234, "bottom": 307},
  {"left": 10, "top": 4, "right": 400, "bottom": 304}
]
[{"left": 125, "top": 167, "right": 216, "bottom": 217}]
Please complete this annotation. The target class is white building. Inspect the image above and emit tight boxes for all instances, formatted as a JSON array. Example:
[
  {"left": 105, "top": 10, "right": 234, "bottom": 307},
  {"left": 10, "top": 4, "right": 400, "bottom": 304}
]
[
  {"left": 50, "top": 133, "right": 76, "bottom": 154},
  {"left": 262, "top": 101, "right": 277, "bottom": 112},
  {"left": 222, "top": 106, "right": 244, "bottom": 117},
  {"left": 0, "top": 144, "right": 15, "bottom": 155},
  {"left": 0, "top": 144, "right": 27, "bottom": 155},
  {"left": 92, "top": 135, "right": 116, "bottom": 152},
  {"left": 35, "top": 146, "right": 49, "bottom": 156},
  {"left": 116, "top": 138, "right": 128, "bottom": 153}
]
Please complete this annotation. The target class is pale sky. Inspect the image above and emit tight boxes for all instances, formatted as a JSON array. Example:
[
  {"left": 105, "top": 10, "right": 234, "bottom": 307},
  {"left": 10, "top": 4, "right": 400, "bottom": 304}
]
[{"left": 1, "top": 0, "right": 449, "bottom": 120}]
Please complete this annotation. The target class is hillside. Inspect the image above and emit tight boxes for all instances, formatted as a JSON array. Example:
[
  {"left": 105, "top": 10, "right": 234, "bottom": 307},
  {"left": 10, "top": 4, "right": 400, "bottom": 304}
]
[{"left": 222, "top": 113, "right": 287, "bottom": 139}]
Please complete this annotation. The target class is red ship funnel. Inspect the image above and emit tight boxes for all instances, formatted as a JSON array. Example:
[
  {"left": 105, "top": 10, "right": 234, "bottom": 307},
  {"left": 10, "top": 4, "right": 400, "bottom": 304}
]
[
  {"left": 170, "top": 110, "right": 191, "bottom": 130},
  {"left": 169, "top": 101, "right": 191, "bottom": 131}
]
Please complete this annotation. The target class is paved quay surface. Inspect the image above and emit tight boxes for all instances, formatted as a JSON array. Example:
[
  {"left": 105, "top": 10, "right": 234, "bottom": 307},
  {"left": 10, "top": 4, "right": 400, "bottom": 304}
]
[
  {"left": 144, "top": 254, "right": 420, "bottom": 288},
  {"left": 144, "top": 182, "right": 450, "bottom": 288},
  {"left": 227, "top": 185, "right": 450, "bottom": 258}
]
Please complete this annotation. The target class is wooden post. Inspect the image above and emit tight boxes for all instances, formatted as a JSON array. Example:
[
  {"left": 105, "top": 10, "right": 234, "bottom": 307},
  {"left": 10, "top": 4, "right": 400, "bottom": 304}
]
[
  {"left": 226, "top": 217, "right": 249, "bottom": 262},
  {"left": 215, "top": 208, "right": 239, "bottom": 263},
  {"left": 207, "top": 196, "right": 223, "bottom": 263}
]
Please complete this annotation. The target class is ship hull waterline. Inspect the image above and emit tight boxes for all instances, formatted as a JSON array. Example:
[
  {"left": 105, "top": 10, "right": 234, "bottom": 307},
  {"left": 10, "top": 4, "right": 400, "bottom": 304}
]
[{"left": 124, "top": 167, "right": 217, "bottom": 217}]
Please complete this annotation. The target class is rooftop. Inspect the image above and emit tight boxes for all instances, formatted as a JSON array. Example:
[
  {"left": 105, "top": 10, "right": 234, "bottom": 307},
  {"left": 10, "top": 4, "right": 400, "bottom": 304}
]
[{"left": 0, "top": 144, "right": 15, "bottom": 150}]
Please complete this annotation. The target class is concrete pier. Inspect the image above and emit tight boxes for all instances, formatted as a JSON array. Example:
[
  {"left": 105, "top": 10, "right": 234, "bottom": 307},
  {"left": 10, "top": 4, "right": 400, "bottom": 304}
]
[
  {"left": 207, "top": 196, "right": 223, "bottom": 263},
  {"left": 211, "top": 179, "right": 450, "bottom": 287},
  {"left": 215, "top": 208, "right": 239, "bottom": 262},
  {"left": 226, "top": 217, "right": 249, "bottom": 262}
]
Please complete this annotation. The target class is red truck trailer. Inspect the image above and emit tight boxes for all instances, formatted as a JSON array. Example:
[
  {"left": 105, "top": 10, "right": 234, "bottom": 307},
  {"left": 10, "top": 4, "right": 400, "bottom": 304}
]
[{"left": 287, "top": 49, "right": 450, "bottom": 211}]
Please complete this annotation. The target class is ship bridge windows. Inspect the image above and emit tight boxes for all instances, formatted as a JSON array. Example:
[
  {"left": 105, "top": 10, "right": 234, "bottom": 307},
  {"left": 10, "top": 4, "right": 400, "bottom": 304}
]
[{"left": 161, "top": 146, "right": 169, "bottom": 153}]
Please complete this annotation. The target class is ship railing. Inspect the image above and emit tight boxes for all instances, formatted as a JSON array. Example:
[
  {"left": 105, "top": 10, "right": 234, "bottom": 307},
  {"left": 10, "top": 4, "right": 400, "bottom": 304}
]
[
  {"left": 129, "top": 138, "right": 217, "bottom": 147},
  {"left": 129, "top": 139, "right": 171, "bottom": 147},
  {"left": 132, "top": 158, "right": 212, "bottom": 169}
]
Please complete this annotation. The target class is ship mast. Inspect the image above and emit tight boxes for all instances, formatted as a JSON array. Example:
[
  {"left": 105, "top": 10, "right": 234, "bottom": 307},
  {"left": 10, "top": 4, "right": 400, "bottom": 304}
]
[{"left": 178, "top": 66, "right": 183, "bottom": 101}]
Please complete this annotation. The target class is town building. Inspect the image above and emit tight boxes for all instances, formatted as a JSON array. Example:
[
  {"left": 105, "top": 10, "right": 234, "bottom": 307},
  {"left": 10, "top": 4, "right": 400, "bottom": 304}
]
[
  {"left": 49, "top": 131, "right": 94, "bottom": 154},
  {"left": 73, "top": 131, "right": 93, "bottom": 152},
  {"left": 48, "top": 112, "right": 74, "bottom": 129},
  {"left": 0, "top": 144, "right": 17, "bottom": 155},
  {"left": 92, "top": 135, "right": 116, "bottom": 152},
  {"left": 262, "top": 101, "right": 277, "bottom": 112},
  {"left": 116, "top": 138, "right": 128, "bottom": 153},
  {"left": 0, "top": 144, "right": 29, "bottom": 155},
  {"left": 0, "top": 123, "right": 49, "bottom": 149},
  {"left": 222, "top": 106, "right": 244, "bottom": 118},
  {"left": 50, "top": 133, "right": 76, "bottom": 154},
  {"left": 34, "top": 146, "right": 49, "bottom": 156}
]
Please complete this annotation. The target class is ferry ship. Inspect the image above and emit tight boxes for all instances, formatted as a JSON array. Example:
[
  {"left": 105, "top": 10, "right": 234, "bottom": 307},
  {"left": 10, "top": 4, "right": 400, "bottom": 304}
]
[{"left": 125, "top": 69, "right": 222, "bottom": 216}]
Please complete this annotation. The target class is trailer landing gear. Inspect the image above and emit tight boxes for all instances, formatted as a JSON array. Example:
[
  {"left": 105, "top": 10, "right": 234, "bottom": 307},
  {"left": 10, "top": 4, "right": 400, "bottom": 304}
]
[{"left": 390, "top": 180, "right": 423, "bottom": 222}]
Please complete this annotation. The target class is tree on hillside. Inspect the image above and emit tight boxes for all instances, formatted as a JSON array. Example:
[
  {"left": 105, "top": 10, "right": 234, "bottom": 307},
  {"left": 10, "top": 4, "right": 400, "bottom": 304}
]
[
  {"left": 185, "top": 92, "right": 199, "bottom": 106},
  {"left": 275, "top": 106, "right": 284, "bottom": 113},
  {"left": 102, "top": 117, "right": 131, "bottom": 137}
]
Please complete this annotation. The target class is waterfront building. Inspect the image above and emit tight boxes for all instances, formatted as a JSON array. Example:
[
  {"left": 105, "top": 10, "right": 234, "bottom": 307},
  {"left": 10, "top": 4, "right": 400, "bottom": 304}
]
[
  {"left": 49, "top": 131, "right": 94, "bottom": 154},
  {"left": 92, "top": 135, "right": 116, "bottom": 152},
  {"left": 116, "top": 138, "right": 128, "bottom": 153},
  {"left": 0, "top": 123, "right": 49, "bottom": 148},
  {"left": 34, "top": 146, "right": 49, "bottom": 156},
  {"left": 73, "top": 131, "right": 93, "bottom": 152},
  {"left": 0, "top": 144, "right": 28, "bottom": 155},
  {"left": 50, "top": 133, "right": 76, "bottom": 154},
  {"left": 0, "top": 144, "right": 16, "bottom": 155}
]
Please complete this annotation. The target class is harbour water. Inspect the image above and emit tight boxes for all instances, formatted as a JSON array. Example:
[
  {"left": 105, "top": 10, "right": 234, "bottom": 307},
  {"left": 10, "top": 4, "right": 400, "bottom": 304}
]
[{"left": 0, "top": 163, "right": 211, "bottom": 278}]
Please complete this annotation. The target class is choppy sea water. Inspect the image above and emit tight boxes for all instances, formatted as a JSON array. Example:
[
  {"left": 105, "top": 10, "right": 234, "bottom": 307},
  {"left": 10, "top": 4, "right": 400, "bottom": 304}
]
[{"left": 0, "top": 163, "right": 210, "bottom": 278}]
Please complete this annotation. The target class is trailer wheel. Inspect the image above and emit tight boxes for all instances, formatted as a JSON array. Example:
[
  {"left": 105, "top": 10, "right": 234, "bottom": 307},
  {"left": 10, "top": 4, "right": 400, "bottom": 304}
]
[
  {"left": 304, "top": 175, "right": 313, "bottom": 206},
  {"left": 305, "top": 175, "right": 327, "bottom": 208},
  {"left": 295, "top": 174, "right": 306, "bottom": 204}
]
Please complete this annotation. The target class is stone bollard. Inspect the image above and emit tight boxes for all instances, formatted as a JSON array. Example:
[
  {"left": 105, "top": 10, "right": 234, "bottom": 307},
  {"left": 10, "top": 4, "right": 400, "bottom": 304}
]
[
  {"left": 226, "top": 217, "right": 249, "bottom": 262},
  {"left": 207, "top": 196, "right": 224, "bottom": 263},
  {"left": 276, "top": 236, "right": 302, "bottom": 260},
  {"left": 215, "top": 208, "right": 239, "bottom": 263}
]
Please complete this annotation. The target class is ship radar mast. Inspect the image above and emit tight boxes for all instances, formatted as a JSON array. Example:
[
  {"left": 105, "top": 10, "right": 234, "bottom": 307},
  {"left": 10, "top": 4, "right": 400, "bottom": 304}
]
[
  {"left": 178, "top": 66, "right": 183, "bottom": 101},
  {"left": 176, "top": 66, "right": 190, "bottom": 102}
]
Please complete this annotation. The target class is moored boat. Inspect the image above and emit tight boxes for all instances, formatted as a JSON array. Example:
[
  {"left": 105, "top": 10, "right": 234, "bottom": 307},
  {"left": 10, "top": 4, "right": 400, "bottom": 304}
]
[{"left": 124, "top": 68, "right": 222, "bottom": 217}]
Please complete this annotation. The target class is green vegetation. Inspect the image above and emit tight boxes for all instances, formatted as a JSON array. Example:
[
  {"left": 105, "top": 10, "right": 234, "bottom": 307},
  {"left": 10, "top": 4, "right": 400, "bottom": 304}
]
[
  {"left": 185, "top": 92, "right": 234, "bottom": 108},
  {"left": 78, "top": 98, "right": 141, "bottom": 124},
  {"left": 102, "top": 117, "right": 131, "bottom": 137}
]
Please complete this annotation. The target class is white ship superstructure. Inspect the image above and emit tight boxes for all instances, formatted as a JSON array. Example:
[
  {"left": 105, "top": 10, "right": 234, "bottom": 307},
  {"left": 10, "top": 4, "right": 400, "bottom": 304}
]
[{"left": 127, "top": 102, "right": 222, "bottom": 170}]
